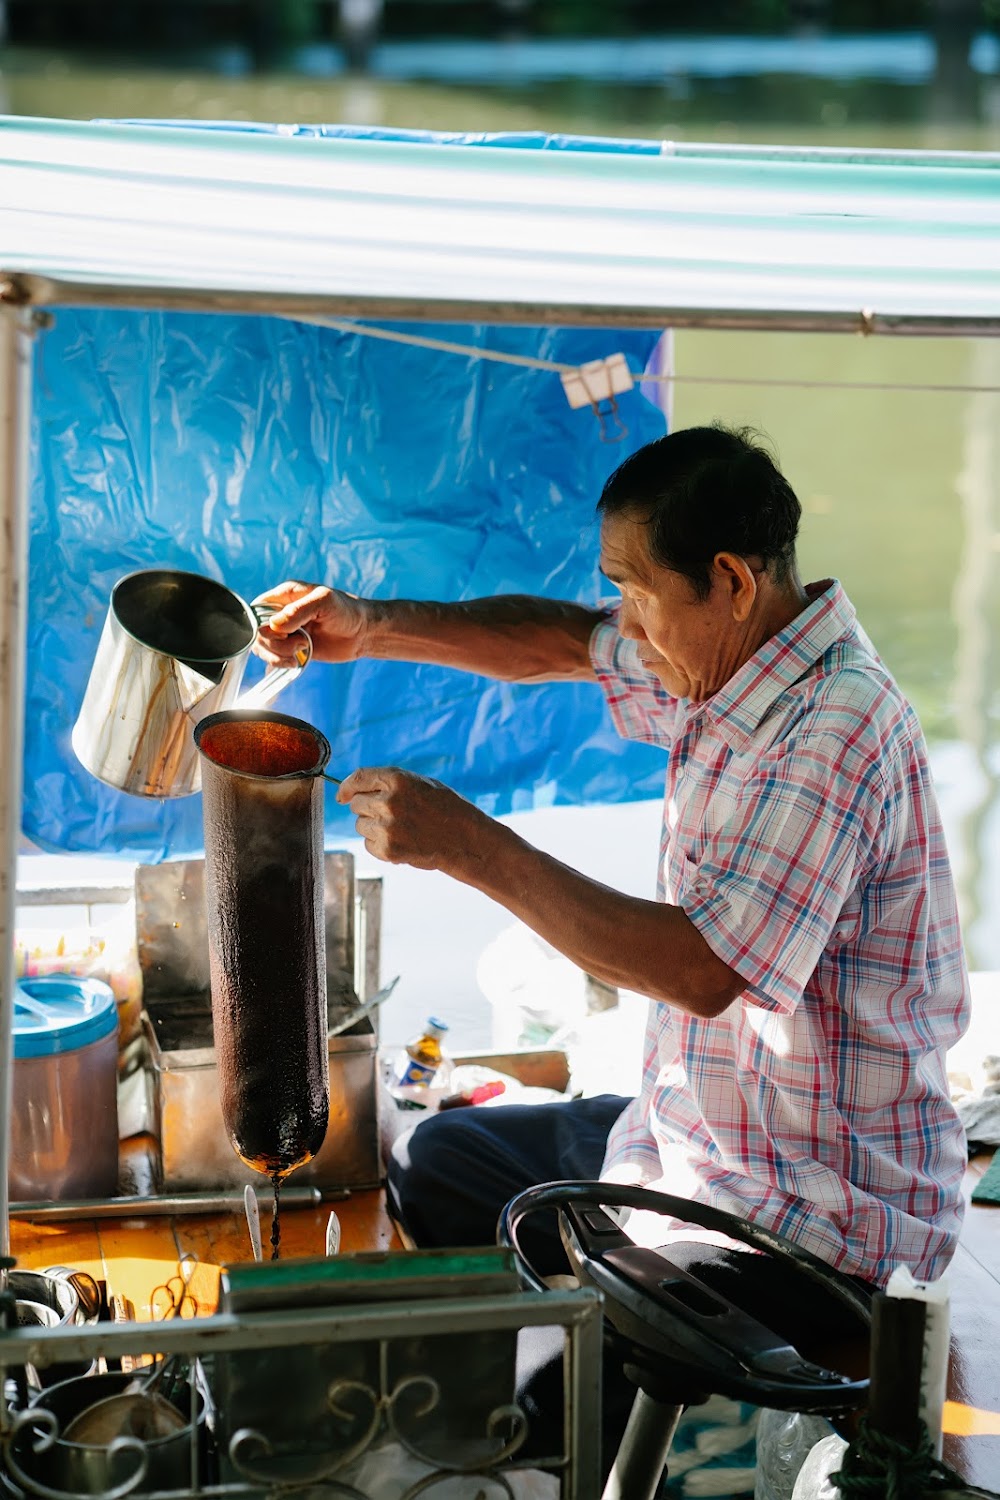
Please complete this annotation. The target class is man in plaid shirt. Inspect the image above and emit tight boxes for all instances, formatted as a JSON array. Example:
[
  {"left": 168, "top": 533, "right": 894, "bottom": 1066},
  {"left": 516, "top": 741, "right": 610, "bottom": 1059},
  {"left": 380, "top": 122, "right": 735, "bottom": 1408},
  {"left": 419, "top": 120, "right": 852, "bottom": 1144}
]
[
  {"left": 588, "top": 568, "right": 969, "bottom": 1288},
  {"left": 258, "top": 423, "right": 969, "bottom": 1471}
]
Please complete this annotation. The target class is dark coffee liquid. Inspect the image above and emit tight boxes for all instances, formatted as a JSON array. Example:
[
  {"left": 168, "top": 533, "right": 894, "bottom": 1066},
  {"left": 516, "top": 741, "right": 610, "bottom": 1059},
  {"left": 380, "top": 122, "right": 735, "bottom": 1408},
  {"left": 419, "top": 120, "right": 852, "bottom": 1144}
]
[
  {"left": 199, "top": 715, "right": 331, "bottom": 1215},
  {"left": 270, "top": 1173, "right": 282, "bottom": 1261}
]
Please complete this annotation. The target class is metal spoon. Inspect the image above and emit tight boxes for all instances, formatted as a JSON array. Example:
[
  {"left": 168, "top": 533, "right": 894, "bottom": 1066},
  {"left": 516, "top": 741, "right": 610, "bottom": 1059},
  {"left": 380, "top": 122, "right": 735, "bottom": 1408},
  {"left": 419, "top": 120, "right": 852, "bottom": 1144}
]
[
  {"left": 325, "top": 1210, "right": 341, "bottom": 1258},
  {"left": 244, "top": 1184, "right": 263, "bottom": 1263},
  {"left": 328, "top": 975, "right": 400, "bottom": 1039}
]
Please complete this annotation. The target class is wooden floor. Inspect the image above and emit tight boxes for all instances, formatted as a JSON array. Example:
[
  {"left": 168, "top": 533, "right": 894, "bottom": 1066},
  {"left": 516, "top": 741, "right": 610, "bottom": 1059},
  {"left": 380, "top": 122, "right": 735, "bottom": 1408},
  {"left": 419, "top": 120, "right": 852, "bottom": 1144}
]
[
  {"left": 9, "top": 1154, "right": 1000, "bottom": 1489},
  {"left": 940, "top": 1152, "right": 1000, "bottom": 1486}
]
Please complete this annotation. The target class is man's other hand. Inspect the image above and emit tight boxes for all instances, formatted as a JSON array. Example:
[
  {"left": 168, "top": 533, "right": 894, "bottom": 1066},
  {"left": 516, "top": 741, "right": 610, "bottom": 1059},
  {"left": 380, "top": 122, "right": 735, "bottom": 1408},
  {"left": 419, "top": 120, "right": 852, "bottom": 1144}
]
[{"left": 336, "top": 767, "right": 483, "bottom": 872}]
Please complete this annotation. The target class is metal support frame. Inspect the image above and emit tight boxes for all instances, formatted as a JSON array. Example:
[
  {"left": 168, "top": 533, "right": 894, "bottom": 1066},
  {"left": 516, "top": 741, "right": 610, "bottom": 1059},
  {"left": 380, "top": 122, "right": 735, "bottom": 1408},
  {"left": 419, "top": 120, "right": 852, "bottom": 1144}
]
[
  {"left": 0, "top": 303, "right": 34, "bottom": 1268},
  {"left": 601, "top": 1391, "right": 683, "bottom": 1500},
  {"left": 565, "top": 1282, "right": 604, "bottom": 1491},
  {"left": 0, "top": 1286, "right": 605, "bottom": 1498},
  {"left": 355, "top": 876, "right": 383, "bottom": 1013}
]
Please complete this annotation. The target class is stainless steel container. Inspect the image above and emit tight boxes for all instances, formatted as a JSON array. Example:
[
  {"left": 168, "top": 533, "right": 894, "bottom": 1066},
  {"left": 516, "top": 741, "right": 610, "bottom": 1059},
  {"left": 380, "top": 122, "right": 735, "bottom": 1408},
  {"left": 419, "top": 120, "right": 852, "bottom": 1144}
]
[
  {"left": 8, "top": 1371, "right": 208, "bottom": 1497},
  {"left": 9, "top": 1270, "right": 80, "bottom": 1327},
  {"left": 10, "top": 1270, "right": 96, "bottom": 1388},
  {"left": 144, "top": 1007, "right": 380, "bottom": 1193},
  {"left": 72, "top": 568, "right": 309, "bottom": 798},
  {"left": 11, "top": 976, "right": 119, "bottom": 1202},
  {"left": 137, "top": 854, "right": 380, "bottom": 1193}
]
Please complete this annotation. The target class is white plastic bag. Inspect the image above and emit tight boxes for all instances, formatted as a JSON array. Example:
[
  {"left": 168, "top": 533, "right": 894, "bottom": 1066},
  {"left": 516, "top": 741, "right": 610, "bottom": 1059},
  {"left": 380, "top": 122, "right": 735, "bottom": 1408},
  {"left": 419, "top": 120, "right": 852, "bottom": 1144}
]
[
  {"left": 477, "top": 922, "right": 645, "bottom": 1097},
  {"left": 754, "top": 1409, "right": 838, "bottom": 1500},
  {"left": 789, "top": 1433, "right": 849, "bottom": 1500},
  {"left": 479, "top": 924, "right": 593, "bottom": 1050},
  {"left": 337, "top": 1437, "right": 560, "bottom": 1498}
]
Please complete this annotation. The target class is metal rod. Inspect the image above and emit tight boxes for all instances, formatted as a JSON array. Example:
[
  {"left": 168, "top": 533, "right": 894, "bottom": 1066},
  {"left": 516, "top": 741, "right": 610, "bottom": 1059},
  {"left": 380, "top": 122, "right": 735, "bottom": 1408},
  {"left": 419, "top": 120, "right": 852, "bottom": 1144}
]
[
  {"left": 566, "top": 1286, "right": 604, "bottom": 1500},
  {"left": 13, "top": 882, "right": 134, "bottom": 906},
  {"left": 8, "top": 1186, "right": 332, "bottom": 1221},
  {"left": 0, "top": 1285, "right": 603, "bottom": 1366},
  {"left": 4, "top": 274, "right": 1000, "bottom": 338},
  {"left": 602, "top": 1391, "right": 683, "bottom": 1500},
  {"left": 0, "top": 305, "right": 34, "bottom": 1270}
]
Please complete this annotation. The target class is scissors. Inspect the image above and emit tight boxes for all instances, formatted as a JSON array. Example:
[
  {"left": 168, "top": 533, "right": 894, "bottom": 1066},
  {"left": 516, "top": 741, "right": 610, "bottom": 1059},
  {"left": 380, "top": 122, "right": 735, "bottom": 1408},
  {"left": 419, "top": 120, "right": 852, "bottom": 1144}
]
[{"left": 149, "top": 1253, "right": 198, "bottom": 1320}]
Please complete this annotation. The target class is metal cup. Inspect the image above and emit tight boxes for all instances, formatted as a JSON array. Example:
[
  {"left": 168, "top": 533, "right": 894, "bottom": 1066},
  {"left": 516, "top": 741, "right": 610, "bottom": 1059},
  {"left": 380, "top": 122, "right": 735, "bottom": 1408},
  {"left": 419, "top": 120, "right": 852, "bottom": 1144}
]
[
  {"left": 10, "top": 1271, "right": 79, "bottom": 1327},
  {"left": 9, "top": 1270, "right": 95, "bottom": 1389},
  {"left": 42, "top": 1266, "right": 104, "bottom": 1323},
  {"left": 72, "top": 569, "right": 311, "bottom": 798},
  {"left": 13, "top": 1298, "right": 60, "bottom": 1329}
]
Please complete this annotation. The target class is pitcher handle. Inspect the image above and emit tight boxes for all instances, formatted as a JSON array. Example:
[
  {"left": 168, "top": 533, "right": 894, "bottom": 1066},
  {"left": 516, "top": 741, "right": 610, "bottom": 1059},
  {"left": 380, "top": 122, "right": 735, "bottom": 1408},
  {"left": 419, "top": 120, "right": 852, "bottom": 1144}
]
[{"left": 236, "top": 602, "right": 312, "bottom": 711}]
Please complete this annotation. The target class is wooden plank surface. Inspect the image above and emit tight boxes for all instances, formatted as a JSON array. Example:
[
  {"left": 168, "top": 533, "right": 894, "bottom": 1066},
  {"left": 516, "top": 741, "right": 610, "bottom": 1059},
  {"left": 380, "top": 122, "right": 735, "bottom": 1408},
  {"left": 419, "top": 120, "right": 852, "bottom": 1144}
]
[
  {"left": 9, "top": 1219, "right": 105, "bottom": 1285},
  {"left": 11, "top": 1189, "right": 402, "bottom": 1323}
]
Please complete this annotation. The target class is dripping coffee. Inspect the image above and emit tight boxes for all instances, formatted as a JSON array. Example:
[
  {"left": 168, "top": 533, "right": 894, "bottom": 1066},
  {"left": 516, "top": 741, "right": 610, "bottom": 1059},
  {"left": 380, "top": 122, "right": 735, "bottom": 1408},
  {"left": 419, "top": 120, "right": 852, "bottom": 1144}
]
[{"left": 195, "top": 710, "right": 331, "bottom": 1256}]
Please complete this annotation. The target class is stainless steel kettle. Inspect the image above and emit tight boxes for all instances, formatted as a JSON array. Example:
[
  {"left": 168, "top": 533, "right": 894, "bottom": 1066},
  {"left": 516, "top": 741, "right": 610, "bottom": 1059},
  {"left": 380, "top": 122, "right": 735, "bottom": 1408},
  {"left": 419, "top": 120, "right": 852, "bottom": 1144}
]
[{"left": 72, "top": 569, "right": 310, "bottom": 799}]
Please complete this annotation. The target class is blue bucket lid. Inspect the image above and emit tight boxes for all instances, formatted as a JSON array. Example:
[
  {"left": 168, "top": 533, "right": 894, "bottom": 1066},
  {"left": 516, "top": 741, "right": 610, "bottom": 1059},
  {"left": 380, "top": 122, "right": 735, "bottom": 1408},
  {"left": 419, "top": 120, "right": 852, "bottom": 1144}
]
[{"left": 14, "top": 976, "right": 118, "bottom": 1058}]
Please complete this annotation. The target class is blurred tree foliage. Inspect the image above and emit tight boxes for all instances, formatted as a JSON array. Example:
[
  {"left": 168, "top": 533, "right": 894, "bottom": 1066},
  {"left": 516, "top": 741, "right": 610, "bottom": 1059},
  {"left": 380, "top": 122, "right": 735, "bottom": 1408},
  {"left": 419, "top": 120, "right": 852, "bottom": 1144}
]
[
  {"left": 390, "top": 0, "right": 994, "bottom": 37},
  {"left": 6, "top": 0, "right": 995, "bottom": 51}
]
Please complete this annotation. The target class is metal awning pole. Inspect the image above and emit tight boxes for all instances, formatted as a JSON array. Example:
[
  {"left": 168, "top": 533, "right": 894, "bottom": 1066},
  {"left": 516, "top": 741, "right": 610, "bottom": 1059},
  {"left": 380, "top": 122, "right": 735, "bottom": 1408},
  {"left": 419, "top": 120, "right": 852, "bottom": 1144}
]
[
  {"left": 4, "top": 273, "right": 1000, "bottom": 338},
  {"left": 0, "top": 304, "right": 35, "bottom": 1268}
]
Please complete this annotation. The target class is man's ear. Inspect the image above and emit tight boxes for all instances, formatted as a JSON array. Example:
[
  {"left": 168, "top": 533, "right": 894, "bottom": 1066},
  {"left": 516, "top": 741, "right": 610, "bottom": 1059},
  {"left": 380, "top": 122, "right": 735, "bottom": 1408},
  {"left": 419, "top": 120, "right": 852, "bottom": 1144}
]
[{"left": 713, "top": 552, "right": 758, "bottom": 622}]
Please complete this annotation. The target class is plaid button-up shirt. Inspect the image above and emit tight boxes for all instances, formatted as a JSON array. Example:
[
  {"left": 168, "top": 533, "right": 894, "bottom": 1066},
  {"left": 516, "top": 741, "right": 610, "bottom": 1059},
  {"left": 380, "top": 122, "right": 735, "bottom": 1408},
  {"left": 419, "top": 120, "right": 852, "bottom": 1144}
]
[{"left": 590, "top": 579, "right": 969, "bottom": 1284}]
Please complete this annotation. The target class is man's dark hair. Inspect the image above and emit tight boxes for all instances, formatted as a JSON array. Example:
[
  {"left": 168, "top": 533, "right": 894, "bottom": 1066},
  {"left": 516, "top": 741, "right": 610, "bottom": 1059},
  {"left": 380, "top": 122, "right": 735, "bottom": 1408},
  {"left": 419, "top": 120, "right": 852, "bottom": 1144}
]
[{"left": 597, "top": 424, "right": 801, "bottom": 599}]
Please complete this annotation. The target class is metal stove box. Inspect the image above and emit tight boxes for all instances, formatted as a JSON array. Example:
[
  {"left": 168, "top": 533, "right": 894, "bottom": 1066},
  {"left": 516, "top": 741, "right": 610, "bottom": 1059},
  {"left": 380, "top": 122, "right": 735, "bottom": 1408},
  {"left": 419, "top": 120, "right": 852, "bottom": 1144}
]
[{"left": 137, "top": 855, "right": 381, "bottom": 1193}]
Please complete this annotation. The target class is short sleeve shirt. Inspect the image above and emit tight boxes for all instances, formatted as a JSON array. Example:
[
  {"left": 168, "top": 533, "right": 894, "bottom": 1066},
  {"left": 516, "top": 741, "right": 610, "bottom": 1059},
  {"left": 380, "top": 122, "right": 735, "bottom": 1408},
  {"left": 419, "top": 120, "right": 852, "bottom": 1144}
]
[{"left": 590, "top": 580, "right": 969, "bottom": 1285}]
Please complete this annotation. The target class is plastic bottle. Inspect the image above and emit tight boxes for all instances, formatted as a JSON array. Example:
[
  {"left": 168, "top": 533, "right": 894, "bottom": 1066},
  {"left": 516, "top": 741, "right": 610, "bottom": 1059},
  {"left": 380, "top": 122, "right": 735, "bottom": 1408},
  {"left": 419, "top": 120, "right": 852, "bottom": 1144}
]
[
  {"left": 754, "top": 1409, "right": 838, "bottom": 1500},
  {"left": 395, "top": 1017, "right": 451, "bottom": 1088}
]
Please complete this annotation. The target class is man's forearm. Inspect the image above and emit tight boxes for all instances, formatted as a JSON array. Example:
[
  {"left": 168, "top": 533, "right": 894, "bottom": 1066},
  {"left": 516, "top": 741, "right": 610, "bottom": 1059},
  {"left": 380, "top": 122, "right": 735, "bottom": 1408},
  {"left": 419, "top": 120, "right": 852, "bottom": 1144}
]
[
  {"left": 446, "top": 815, "right": 744, "bottom": 1018},
  {"left": 361, "top": 596, "right": 605, "bottom": 683}
]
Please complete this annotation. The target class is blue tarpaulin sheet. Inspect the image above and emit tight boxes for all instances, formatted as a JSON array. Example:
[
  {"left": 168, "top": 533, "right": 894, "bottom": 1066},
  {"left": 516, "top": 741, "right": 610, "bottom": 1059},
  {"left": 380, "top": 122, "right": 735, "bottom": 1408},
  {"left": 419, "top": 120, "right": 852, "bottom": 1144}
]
[{"left": 25, "top": 129, "right": 668, "bottom": 862}]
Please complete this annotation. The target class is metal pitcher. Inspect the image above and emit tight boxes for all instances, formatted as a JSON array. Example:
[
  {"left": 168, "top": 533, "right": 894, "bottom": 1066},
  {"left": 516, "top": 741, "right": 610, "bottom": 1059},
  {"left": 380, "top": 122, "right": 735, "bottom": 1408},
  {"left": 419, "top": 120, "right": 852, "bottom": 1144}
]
[{"left": 72, "top": 569, "right": 310, "bottom": 798}]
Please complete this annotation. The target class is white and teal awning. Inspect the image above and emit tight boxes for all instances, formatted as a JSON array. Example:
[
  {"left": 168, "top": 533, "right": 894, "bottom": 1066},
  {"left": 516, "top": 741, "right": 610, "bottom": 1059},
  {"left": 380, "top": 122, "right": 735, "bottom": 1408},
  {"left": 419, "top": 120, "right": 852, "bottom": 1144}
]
[{"left": 1, "top": 117, "right": 1000, "bottom": 333}]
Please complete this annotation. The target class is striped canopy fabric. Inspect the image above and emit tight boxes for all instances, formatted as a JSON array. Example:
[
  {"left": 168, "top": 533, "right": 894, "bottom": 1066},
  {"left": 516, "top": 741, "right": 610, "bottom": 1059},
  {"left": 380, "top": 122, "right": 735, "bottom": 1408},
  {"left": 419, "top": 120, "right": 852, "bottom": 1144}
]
[{"left": 2, "top": 117, "right": 1000, "bottom": 331}]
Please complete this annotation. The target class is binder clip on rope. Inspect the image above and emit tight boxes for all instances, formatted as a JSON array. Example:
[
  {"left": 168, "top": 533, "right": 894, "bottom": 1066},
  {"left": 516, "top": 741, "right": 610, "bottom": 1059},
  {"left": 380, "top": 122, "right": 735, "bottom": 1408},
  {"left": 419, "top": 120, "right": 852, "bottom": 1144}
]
[{"left": 561, "top": 354, "right": 634, "bottom": 443}]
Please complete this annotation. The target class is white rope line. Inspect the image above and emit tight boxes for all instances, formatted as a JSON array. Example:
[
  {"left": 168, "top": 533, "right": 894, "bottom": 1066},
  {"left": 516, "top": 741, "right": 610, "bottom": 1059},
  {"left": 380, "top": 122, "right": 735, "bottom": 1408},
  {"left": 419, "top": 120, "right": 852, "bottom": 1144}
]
[
  {"left": 294, "top": 314, "right": 1000, "bottom": 397},
  {"left": 298, "top": 314, "right": 577, "bottom": 374},
  {"left": 642, "top": 373, "right": 1000, "bottom": 396}
]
